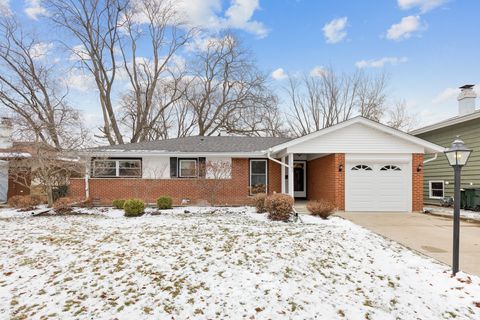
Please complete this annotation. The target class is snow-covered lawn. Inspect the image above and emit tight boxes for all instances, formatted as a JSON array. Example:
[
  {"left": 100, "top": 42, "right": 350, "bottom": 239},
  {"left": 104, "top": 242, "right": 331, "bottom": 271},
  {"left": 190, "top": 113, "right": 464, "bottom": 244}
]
[
  {"left": 1, "top": 207, "right": 479, "bottom": 319},
  {"left": 425, "top": 205, "right": 480, "bottom": 222}
]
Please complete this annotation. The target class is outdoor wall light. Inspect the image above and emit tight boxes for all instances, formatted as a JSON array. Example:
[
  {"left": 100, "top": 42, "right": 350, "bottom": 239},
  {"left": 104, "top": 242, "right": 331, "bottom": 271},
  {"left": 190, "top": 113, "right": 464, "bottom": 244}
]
[
  {"left": 339, "top": 164, "right": 343, "bottom": 172},
  {"left": 417, "top": 164, "right": 423, "bottom": 172}
]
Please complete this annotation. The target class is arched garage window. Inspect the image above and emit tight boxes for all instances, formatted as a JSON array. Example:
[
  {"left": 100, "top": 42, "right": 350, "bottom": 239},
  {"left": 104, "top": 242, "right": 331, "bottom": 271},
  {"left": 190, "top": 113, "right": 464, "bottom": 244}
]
[
  {"left": 351, "top": 165, "right": 372, "bottom": 171},
  {"left": 380, "top": 165, "right": 401, "bottom": 171}
]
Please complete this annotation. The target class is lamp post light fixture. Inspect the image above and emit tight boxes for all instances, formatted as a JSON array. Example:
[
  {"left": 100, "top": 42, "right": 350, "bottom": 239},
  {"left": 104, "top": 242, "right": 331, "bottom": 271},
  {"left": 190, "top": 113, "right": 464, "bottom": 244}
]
[{"left": 444, "top": 137, "right": 472, "bottom": 276}]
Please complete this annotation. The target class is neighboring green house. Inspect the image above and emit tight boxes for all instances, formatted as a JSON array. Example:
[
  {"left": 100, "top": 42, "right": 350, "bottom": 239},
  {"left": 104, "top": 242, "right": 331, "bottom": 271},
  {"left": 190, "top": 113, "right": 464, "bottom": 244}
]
[{"left": 411, "top": 85, "right": 480, "bottom": 205}]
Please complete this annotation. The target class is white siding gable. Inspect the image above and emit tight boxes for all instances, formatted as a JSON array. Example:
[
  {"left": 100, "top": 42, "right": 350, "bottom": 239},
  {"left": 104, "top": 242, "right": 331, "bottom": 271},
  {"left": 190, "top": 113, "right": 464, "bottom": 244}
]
[{"left": 287, "top": 123, "right": 424, "bottom": 154}]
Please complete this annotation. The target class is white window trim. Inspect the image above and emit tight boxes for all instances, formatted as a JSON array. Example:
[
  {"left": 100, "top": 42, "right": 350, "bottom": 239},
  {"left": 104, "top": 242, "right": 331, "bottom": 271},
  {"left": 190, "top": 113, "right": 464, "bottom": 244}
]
[
  {"left": 179, "top": 159, "right": 198, "bottom": 178},
  {"left": 93, "top": 159, "right": 142, "bottom": 178},
  {"left": 249, "top": 159, "right": 268, "bottom": 195},
  {"left": 429, "top": 180, "right": 445, "bottom": 199}
]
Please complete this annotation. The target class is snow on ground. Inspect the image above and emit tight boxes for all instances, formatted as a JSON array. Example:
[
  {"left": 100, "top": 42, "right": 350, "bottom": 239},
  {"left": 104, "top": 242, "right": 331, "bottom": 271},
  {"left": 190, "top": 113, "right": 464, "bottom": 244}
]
[
  {"left": 0, "top": 207, "right": 479, "bottom": 319},
  {"left": 424, "top": 205, "right": 480, "bottom": 222}
]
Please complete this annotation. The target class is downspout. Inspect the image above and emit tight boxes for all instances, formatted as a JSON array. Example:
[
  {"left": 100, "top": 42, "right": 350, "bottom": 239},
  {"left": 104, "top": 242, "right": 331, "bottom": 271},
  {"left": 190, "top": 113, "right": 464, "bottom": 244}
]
[
  {"left": 265, "top": 149, "right": 291, "bottom": 169},
  {"left": 84, "top": 157, "right": 90, "bottom": 199},
  {"left": 423, "top": 153, "right": 438, "bottom": 164}
]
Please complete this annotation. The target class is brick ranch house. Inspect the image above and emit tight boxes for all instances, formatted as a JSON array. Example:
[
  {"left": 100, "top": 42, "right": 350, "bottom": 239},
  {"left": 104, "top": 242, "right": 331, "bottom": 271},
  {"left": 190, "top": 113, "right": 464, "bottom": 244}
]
[{"left": 69, "top": 117, "right": 444, "bottom": 212}]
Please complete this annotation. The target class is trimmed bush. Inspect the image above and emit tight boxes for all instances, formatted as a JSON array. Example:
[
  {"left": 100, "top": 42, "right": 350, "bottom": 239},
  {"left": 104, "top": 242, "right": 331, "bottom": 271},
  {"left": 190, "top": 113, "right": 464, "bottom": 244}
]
[
  {"left": 53, "top": 197, "right": 74, "bottom": 214},
  {"left": 8, "top": 195, "right": 42, "bottom": 210},
  {"left": 253, "top": 193, "right": 267, "bottom": 213},
  {"left": 156, "top": 196, "right": 172, "bottom": 209},
  {"left": 265, "top": 194, "right": 294, "bottom": 221},
  {"left": 112, "top": 199, "right": 126, "bottom": 209},
  {"left": 77, "top": 197, "right": 94, "bottom": 208},
  {"left": 306, "top": 200, "right": 336, "bottom": 219},
  {"left": 124, "top": 199, "right": 145, "bottom": 217}
]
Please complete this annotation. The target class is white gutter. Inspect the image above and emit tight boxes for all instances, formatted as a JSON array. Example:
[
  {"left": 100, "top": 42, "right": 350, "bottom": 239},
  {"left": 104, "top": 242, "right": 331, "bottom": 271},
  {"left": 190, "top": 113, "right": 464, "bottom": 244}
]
[
  {"left": 264, "top": 148, "right": 291, "bottom": 169},
  {"left": 424, "top": 153, "right": 438, "bottom": 164}
]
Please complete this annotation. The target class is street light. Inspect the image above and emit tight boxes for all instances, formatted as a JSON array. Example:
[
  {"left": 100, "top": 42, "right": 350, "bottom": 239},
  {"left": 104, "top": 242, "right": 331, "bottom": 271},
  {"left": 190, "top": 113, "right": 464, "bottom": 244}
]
[{"left": 444, "top": 137, "right": 472, "bottom": 276}]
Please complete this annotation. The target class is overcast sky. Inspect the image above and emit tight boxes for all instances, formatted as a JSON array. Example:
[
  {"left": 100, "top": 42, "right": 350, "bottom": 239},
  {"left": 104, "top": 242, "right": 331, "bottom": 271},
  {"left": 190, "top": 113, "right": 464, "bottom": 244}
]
[{"left": 2, "top": 0, "right": 479, "bottom": 129}]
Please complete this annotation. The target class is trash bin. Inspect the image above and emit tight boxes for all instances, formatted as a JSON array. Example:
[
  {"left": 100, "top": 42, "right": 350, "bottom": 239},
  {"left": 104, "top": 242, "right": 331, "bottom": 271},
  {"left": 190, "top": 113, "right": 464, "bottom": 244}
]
[{"left": 461, "top": 188, "right": 480, "bottom": 211}]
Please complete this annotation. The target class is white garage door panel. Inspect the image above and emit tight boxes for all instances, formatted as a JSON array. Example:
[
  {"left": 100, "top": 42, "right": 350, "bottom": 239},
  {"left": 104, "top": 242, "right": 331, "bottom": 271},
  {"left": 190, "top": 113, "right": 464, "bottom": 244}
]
[{"left": 345, "top": 157, "right": 411, "bottom": 212}]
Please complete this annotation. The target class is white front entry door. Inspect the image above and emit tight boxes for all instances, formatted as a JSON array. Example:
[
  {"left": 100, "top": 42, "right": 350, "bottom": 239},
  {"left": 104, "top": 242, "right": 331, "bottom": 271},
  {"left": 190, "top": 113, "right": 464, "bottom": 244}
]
[
  {"left": 345, "top": 157, "right": 411, "bottom": 212},
  {"left": 293, "top": 161, "right": 307, "bottom": 198},
  {"left": 0, "top": 161, "right": 8, "bottom": 203}
]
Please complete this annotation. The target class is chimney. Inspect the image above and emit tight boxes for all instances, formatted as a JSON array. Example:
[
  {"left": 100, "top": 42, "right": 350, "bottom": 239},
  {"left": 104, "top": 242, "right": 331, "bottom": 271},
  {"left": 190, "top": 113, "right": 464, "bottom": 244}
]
[
  {"left": 0, "top": 117, "right": 13, "bottom": 149},
  {"left": 458, "top": 84, "right": 477, "bottom": 116}
]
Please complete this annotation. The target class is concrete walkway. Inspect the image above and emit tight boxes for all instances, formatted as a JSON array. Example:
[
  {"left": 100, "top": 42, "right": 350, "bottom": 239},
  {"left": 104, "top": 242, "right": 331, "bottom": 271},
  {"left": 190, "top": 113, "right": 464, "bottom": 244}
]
[{"left": 336, "top": 212, "right": 480, "bottom": 276}]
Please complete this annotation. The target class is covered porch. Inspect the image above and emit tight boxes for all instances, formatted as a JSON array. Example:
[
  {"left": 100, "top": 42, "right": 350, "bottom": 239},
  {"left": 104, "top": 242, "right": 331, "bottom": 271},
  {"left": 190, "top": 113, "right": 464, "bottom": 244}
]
[{"left": 273, "top": 152, "right": 346, "bottom": 210}]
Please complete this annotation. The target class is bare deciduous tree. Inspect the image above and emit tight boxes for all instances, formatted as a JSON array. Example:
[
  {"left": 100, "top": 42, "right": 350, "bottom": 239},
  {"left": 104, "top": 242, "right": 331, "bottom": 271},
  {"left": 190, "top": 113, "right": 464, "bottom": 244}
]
[
  {"left": 185, "top": 34, "right": 275, "bottom": 136},
  {"left": 0, "top": 18, "right": 86, "bottom": 150},
  {"left": 386, "top": 100, "right": 417, "bottom": 132},
  {"left": 198, "top": 160, "right": 232, "bottom": 205},
  {"left": 118, "top": 0, "right": 194, "bottom": 142},
  {"left": 47, "top": 0, "right": 128, "bottom": 145},
  {"left": 285, "top": 68, "right": 388, "bottom": 136}
]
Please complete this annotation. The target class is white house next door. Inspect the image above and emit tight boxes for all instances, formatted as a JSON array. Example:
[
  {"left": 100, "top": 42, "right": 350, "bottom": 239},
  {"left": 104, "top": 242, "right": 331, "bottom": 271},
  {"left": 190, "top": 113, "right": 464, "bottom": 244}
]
[{"left": 345, "top": 154, "right": 412, "bottom": 212}]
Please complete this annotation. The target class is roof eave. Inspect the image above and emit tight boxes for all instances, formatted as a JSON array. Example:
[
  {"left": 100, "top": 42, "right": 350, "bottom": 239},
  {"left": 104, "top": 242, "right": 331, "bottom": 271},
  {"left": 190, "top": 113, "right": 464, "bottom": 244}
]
[
  {"left": 410, "top": 111, "right": 480, "bottom": 135},
  {"left": 79, "top": 150, "right": 268, "bottom": 157}
]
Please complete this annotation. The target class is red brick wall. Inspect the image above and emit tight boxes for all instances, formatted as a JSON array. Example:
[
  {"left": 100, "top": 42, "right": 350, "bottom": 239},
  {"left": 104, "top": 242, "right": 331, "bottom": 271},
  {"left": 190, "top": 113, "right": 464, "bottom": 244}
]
[
  {"left": 307, "top": 153, "right": 345, "bottom": 210},
  {"left": 69, "top": 158, "right": 280, "bottom": 205},
  {"left": 412, "top": 153, "right": 424, "bottom": 212},
  {"left": 268, "top": 160, "right": 281, "bottom": 195}
]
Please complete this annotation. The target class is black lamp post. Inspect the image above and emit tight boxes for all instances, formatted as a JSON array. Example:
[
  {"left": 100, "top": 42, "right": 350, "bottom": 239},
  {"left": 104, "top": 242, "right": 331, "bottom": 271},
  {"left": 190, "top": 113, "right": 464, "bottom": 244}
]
[{"left": 444, "top": 137, "right": 472, "bottom": 276}]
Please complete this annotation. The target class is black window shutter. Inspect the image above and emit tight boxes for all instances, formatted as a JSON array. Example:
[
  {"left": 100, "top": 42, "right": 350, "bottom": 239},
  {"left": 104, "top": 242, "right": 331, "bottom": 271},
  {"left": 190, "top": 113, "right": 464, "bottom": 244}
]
[
  {"left": 198, "top": 157, "right": 206, "bottom": 178},
  {"left": 170, "top": 157, "right": 178, "bottom": 178}
]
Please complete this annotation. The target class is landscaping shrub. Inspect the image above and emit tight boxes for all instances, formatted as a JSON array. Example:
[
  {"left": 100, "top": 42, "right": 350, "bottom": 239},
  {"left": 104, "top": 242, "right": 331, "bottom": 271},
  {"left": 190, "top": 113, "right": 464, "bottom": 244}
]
[
  {"left": 7, "top": 195, "right": 42, "bottom": 210},
  {"left": 53, "top": 197, "right": 74, "bottom": 214},
  {"left": 156, "top": 196, "right": 172, "bottom": 209},
  {"left": 253, "top": 193, "right": 267, "bottom": 213},
  {"left": 77, "top": 197, "right": 94, "bottom": 208},
  {"left": 112, "top": 199, "right": 126, "bottom": 209},
  {"left": 265, "top": 194, "right": 294, "bottom": 221},
  {"left": 306, "top": 200, "right": 336, "bottom": 219},
  {"left": 123, "top": 199, "right": 145, "bottom": 217}
]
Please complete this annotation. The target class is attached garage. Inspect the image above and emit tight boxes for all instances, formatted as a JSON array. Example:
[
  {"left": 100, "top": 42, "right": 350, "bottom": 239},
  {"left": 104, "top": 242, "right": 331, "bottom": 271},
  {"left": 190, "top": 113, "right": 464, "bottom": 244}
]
[
  {"left": 345, "top": 154, "right": 412, "bottom": 212},
  {"left": 268, "top": 117, "right": 445, "bottom": 212}
]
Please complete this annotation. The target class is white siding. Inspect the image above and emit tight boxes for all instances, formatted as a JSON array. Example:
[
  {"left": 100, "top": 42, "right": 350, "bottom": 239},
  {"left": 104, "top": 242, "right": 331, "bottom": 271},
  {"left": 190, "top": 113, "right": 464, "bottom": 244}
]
[
  {"left": 0, "top": 160, "right": 8, "bottom": 202},
  {"left": 287, "top": 123, "right": 424, "bottom": 154},
  {"left": 142, "top": 156, "right": 170, "bottom": 179},
  {"left": 141, "top": 156, "right": 233, "bottom": 179}
]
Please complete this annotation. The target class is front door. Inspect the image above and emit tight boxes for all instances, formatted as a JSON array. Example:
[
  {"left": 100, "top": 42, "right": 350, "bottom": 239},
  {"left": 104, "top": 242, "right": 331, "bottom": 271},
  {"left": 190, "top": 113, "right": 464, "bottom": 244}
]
[{"left": 294, "top": 161, "right": 306, "bottom": 198}]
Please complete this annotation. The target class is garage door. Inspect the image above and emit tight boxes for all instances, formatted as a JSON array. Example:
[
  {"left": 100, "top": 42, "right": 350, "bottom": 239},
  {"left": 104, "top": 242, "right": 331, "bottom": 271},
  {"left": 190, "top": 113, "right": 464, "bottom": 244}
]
[
  {"left": 0, "top": 161, "right": 7, "bottom": 203},
  {"left": 345, "top": 160, "right": 411, "bottom": 212}
]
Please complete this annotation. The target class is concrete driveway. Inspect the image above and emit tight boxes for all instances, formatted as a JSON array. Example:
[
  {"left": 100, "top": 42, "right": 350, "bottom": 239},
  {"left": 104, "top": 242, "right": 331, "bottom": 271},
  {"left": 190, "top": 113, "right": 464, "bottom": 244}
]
[{"left": 336, "top": 212, "right": 480, "bottom": 276}]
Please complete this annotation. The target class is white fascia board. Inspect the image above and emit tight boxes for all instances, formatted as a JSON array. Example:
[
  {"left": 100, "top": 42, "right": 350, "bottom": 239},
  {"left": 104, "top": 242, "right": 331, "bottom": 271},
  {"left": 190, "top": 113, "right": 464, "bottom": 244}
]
[
  {"left": 268, "top": 116, "right": 445, "bottom": 154},
  {"left": 80, "top": 151, "right": 267, "bottom": 158}
]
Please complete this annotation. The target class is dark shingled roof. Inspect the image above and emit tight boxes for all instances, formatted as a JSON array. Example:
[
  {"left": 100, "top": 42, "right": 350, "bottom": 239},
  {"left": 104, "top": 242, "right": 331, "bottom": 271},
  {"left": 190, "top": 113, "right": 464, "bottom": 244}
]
[{"left": 91, "top": 136, "right": 292, "bottom": 153}]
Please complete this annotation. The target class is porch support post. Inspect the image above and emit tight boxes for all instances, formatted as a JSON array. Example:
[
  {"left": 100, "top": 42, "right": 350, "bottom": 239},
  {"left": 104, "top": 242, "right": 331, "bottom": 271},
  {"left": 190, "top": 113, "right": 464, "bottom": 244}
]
[
  {"left": 281, "top": 156, "right": 286, "bottom": 194},
  {"left": 288, "top": 153, "right": 294, "bottom": 198}
]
